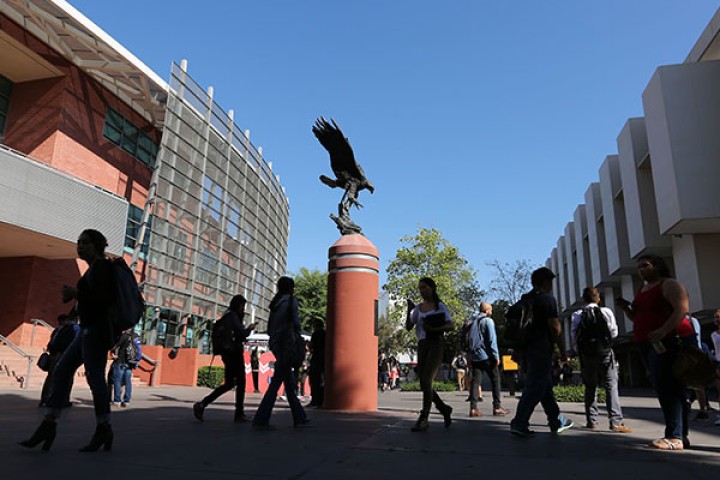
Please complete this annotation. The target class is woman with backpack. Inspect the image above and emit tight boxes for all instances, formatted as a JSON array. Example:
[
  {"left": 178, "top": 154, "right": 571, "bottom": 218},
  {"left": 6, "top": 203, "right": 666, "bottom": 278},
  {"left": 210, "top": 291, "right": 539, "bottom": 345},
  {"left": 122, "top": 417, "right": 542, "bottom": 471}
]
[
  {"left": 252, "top": 276, "right": 310, "bottom": 429},
  {"left": 194, "top": 294, "right": 256, "bottom": 422},
  {"left": 19, "top": 229, "right": 116, "bottom": 452},
  {"left": 405, "top": 277, "right": 454, "bottom": 432}
]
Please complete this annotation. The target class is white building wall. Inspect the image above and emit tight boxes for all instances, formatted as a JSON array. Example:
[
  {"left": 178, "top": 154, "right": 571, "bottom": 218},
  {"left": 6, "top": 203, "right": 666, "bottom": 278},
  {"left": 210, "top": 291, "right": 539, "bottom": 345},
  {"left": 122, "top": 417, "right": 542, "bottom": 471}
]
[
  {"left": 599, "top": 155, "right": 633, "bottom": 276},
  {"left": 616, "top": 118, "right": 672, "bottom": 259},
  {"left": 563, "top": 222, "right": 579, "bottom": 306},
  {"left": 573, "top": 205, "right": 592, "bottom": 292},
  {"left": 643, "top": 61, "right": 720, "bottom": 235},
  {"left": 585, "top": 183, "right": 609, "bottom": 287}
]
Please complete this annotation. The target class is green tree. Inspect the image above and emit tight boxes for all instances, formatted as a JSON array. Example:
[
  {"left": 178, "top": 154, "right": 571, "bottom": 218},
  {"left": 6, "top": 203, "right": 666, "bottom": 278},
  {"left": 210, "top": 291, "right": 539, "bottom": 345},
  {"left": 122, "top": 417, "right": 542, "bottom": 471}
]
[
  {"left": 382, "top": 227, "right": 482, "bottom": 359},
  {"left": 293, "top": 267, "right": 327, "bottom": 331}
]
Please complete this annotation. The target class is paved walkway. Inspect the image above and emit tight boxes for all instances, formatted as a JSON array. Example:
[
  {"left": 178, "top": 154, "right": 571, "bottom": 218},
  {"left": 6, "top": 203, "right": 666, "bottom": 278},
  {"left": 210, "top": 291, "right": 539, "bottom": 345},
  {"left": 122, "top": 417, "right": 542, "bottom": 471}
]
[{"left": 1, "top": 386, "right": 719, "bottom": 479}]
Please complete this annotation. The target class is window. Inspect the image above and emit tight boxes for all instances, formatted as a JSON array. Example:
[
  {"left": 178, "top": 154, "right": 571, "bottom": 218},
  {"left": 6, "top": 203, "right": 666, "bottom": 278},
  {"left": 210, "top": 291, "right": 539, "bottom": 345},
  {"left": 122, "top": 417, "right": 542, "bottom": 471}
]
[
  {"left": 125, "top": 204, "right": 150, "bottom": 257},
  {"left": 103, "top": 107, "right": 158, "bottom": 168},
  {"left": 0, "top": 74, "right": 13, "bottom": 143}
]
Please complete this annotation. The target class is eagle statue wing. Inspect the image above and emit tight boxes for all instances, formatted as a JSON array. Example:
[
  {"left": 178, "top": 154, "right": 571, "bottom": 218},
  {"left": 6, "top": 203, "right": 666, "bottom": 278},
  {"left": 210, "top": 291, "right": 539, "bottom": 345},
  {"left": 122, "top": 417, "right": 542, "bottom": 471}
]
[{"left": 312, "top": 117, "right": 363, "bottom": 180}]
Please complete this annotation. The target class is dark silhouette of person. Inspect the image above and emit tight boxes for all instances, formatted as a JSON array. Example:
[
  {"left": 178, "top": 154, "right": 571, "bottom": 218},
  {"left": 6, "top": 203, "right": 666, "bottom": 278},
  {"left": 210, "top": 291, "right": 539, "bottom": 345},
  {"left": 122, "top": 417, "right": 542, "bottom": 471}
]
[
  {"left": 308, "top": 319, "right": 325, "bottom": 407},
  {"left": 39, "top": 312, "right": 79, "bottom": 407},
  {"left": 251, "top": 347, "right": 261, "bottom": 393},
  {"left": 252, "top": 276, "right": 309, "bottom": 429},
  {"left": 20, "top": 229, "right": 116, "bottom": 452},
  {"left": 194, "top": 294, "right": 256, "bottom": 422}
]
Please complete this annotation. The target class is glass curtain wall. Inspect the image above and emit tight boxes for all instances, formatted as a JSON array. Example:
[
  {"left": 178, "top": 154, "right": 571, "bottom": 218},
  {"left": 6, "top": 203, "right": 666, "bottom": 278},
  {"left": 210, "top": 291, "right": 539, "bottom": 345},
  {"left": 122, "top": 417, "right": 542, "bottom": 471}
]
[{"left": 140, "top": 63, "right": 290, "bottom": 350}]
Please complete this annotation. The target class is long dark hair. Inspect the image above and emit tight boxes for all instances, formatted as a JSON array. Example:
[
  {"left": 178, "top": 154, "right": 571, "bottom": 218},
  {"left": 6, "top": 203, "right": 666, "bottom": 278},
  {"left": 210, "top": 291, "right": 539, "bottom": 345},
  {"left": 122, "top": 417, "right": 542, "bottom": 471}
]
[
  {"left": 419, "top": 276, "right": 441, "bottom": 310},
  {"left": 270, "top": 276, "right": 295, "bottom": 311},
  {"left": 637, "top": 254, "right": 673, "bottom": 278},
  {"left": 229, "top": 294, "right": 246, "bottom": 313}
]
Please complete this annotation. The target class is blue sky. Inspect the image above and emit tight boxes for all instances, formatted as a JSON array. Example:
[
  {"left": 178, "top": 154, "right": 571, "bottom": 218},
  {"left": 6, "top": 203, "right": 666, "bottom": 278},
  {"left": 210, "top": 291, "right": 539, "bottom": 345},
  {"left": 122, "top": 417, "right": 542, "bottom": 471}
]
[{"left": 69, "top": 1, "right": 718, "bottom": 290}]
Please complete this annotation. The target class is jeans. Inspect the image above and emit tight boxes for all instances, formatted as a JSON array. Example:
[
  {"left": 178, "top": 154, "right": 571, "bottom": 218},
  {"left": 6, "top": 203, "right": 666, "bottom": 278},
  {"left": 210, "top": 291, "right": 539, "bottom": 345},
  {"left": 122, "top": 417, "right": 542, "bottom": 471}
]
[
  {"left": 580, "top": 350, "right": 623, "bottom": 427},
  {"left": 202, "top": 352, "right": 247, "bottom": 414},
  {"left": 47, "top": 325, "right": 112, "bottom": 423},
  {"left": 112, "top": 363, "right": 133, "bottom": 403},
  {"left": 417, "top": 336, "right": 449, "bottom": 417},
  {"left": 641, "top": 336, "right": 694, "bottom": 440},
  {"left": 470, "top": 360, "right": 503, "bottom": 410},
  {"left": 253, "top": 353, "right": 306, "bottom": 426},
  {"left": 510, "top": 348, "right": 561, "bottom": 431}
]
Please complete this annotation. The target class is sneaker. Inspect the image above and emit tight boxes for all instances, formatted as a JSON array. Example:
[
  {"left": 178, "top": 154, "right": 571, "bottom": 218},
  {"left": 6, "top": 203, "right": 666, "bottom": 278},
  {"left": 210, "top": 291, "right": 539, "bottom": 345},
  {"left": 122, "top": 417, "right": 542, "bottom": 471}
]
[
  {"left": 112, "top": 402, "right": 121, "bottom": 407},
  {"left": 552, "top": 416, "right": 574, "bottom": 434},
  {"left": 510, "top": 427, "right": 535, "bottom": 438},
  {"left": 695, "top": 411, "right": 710, "bottom": 421},
  {"left": 193, "top": 402, "right": 205, "bottom": 422},
  {"left": 585, "top": 423, "right": 599, "bottom": 431}
]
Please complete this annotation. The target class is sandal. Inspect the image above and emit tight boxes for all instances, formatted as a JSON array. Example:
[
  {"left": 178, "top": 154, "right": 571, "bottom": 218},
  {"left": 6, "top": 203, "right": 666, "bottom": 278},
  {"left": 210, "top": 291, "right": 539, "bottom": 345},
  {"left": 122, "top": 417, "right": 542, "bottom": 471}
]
[{"left": 649, "top": 438, "right": 684, "bottom": 451}]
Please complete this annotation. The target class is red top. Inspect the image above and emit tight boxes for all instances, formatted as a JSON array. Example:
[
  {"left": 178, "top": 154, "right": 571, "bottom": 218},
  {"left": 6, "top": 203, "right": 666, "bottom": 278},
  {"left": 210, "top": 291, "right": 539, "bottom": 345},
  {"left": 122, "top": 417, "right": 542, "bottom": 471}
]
[{"left": 631, "top": 281, "right": 693, "bottom": 342}]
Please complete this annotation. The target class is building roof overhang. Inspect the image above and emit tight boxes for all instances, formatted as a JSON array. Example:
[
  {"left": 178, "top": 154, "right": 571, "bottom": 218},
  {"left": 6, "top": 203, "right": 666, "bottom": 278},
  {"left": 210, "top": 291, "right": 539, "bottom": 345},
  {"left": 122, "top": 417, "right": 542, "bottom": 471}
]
[{"left": 0, "top": 0, "right": 168, "bottom": 129}]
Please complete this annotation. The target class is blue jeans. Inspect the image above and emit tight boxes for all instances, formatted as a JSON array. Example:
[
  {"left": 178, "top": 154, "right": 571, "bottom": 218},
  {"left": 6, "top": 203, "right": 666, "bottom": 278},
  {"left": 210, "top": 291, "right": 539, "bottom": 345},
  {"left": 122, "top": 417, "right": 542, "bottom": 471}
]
[
  {"left": 48, "top": 325, "right": 112, "bottom": 422},
  {"left": 510, "top": 348, "right": 561, "bottom": 431},
  {"left": 253, "top": 353, "right": 306, "bottom": 426},
  {"left": 641, "top": 336, "right": 694, "bottom": 440},
  {"left": 112, "top": 363, "right": 133, "bottom": 403}
]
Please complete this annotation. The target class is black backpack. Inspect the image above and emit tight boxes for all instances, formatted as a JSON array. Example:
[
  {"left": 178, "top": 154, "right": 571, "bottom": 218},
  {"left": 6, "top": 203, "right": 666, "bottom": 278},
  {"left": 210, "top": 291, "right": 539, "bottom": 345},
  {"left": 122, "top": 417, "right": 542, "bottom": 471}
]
[
  {"left": 576, "top": 306, "right": 612, "bottom": 355},
  {"left": 211, "top": 312, "right": 236, "bottom": 356},
  {"left": 504, "top": 292, "right": 536, "bottom": 349}
]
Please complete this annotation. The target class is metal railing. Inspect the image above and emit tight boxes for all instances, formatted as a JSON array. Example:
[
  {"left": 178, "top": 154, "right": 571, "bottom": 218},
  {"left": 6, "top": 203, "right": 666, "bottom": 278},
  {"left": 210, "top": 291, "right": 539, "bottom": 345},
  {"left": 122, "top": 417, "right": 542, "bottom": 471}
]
[
  {"left": 30, "top": 318, "right": 54, "bottom": 347},
  {"left": 0, "top": 334, "right": 35, "bottom": 389}
]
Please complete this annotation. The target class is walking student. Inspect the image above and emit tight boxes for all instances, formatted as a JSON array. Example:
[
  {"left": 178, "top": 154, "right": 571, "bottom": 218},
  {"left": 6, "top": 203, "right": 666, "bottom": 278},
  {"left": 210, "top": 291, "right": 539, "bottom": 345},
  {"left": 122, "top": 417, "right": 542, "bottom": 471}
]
[
  {"left": 406, "top": 277, "right": 454, "bottom": 432},
  {"left": 510, "top": 267, "right": 574, "bottom": 437},
  {"left": 20, "top": 229, "right": 117, "bottom": 452},
  {"left": 110, "top": 328, "right": 139, "bottom": 408},
  {"left": 252, "top": 277, "right": 309, "bottom": 429},
  {"left": 466, "top": 302, "right": 511, "bottom": 417},
  {"left": 616, "top": 254, "right": 695, "bottom": 450},
  {"left": 194, "top": 294, "right": 256, "bottom": 422},
  {"left": 39, "top": 312, "right": 80, "bottom": 408},
  {"left": 571, "top": 287, "right": 631, "bottom": 433}
]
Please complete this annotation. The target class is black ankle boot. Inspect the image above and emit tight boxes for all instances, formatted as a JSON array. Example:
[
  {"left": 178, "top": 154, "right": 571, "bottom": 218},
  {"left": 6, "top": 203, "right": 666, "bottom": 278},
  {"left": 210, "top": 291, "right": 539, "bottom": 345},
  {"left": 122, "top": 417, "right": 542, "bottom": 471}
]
[
  {"left": 18, "top": 418, "right": 57, "bottom": 451},
  {"left": 411, "top": 414, "right": 429, "bottom": 432},
  {"left": 79, "top": 422, "right": 113, "bottom": 452}
]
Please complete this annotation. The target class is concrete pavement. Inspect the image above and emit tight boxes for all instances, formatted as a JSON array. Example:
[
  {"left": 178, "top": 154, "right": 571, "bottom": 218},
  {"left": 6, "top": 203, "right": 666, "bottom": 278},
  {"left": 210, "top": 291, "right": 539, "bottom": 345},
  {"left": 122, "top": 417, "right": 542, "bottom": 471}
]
[{"left": 1, "top": 385, "right": 719, "bottom": 479}]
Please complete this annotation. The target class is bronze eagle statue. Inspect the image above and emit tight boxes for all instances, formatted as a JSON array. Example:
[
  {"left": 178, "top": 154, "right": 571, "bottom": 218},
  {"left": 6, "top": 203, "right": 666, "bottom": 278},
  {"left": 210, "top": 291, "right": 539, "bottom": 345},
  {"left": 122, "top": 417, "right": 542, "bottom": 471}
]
[{"left": 313, "top": 117, "right": 374, "bottom": 235}]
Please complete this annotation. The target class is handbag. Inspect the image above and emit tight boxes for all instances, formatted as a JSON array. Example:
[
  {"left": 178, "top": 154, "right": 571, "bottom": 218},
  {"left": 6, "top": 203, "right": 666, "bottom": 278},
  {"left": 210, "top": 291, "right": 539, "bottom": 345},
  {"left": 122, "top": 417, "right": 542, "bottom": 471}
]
[
  {"left": 672, "top": 343, "right": 715, "bottom": 388},
  {"left": 36, "top": 352, "right": 51, "bottom": 372}
]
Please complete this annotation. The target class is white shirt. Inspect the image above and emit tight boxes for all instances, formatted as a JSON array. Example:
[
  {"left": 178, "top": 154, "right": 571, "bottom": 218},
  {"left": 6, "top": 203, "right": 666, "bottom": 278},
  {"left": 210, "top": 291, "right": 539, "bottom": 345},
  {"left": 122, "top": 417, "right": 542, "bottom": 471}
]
[
  {"left": 711, "top": 331, "right": 720, "bottom": 362},
  {"left": 570, "top": 303, "right": 618, "bottom": 353},
  {"left": 409, "top": 302, "right": 451, "bottom": 341}
]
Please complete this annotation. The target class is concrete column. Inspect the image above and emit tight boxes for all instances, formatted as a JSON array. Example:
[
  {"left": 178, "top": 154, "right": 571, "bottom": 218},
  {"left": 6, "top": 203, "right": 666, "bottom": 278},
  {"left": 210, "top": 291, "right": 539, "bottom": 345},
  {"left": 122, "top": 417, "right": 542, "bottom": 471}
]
[{"left": 324, "top": 235, "right": 379, "bottom": 411}]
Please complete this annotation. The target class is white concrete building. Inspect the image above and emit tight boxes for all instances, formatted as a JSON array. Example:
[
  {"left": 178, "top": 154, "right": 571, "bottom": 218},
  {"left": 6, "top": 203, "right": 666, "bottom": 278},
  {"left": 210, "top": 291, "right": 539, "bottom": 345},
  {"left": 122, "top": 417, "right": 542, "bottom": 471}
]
[{"left": 546, "top": 8, "right": 720, "bottom": 385}]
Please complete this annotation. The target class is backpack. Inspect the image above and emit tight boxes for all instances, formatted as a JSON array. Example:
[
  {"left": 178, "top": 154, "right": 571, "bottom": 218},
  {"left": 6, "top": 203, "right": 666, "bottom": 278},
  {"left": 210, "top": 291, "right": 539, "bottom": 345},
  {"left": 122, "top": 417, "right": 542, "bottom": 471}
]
[
  {"left": 109, "top": 258, "right": 145, "bottom": 334},
  {"left": 211, "top": 312, "right": 236, "bottom": 356},
  {"left": 461, "top": 315, "right": 484, "bottom": 358},
  {"left": 504, "top": 292, "right": 536, "bottom": 349},
  {"left": 125, "top": 336, "right": 142, "bottom": 368},
  {"left": 576, "top": 306, "right": 612, "bottom": 355}
]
